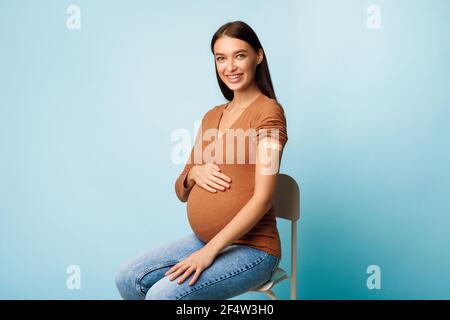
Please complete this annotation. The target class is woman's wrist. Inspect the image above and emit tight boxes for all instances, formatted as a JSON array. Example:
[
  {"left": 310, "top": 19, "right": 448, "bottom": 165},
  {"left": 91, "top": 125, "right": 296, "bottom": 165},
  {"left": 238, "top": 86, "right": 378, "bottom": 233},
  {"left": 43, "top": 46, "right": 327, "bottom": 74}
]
[
  {"left": 204, "top": 239, "right": 224, "bottom": 257},
  {"left": 184, "top": 166, "right": 197, "bottom": 188}
]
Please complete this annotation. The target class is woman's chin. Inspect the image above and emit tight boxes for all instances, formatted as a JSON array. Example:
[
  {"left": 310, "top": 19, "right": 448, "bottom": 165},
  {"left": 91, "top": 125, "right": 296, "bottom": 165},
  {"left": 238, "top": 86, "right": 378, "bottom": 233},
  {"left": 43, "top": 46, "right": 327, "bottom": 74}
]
[{"left": 226, "top": 81, "right": 248, "bottom": 91}]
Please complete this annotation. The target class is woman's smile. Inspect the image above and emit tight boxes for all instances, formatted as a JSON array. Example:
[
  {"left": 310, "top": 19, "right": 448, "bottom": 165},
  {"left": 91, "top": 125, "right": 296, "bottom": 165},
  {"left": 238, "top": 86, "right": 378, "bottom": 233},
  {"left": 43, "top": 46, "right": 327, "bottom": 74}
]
[{"left": 225, "top": 73, "right": 244, "bottom": 83}]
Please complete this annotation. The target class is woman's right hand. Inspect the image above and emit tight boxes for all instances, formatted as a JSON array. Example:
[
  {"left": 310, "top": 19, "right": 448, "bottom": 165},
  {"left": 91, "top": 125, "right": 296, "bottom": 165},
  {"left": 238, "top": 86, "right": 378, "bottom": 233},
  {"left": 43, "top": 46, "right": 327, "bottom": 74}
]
[{"left": 188, "top": 163, "right": 231, "bottom": 193}]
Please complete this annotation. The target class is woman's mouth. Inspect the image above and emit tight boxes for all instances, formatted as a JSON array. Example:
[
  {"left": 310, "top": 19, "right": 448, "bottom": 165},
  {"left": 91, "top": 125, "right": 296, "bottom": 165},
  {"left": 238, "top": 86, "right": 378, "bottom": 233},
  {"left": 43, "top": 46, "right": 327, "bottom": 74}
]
[{"left": 225, "top": 73, "right": 243, "bottom": 83}]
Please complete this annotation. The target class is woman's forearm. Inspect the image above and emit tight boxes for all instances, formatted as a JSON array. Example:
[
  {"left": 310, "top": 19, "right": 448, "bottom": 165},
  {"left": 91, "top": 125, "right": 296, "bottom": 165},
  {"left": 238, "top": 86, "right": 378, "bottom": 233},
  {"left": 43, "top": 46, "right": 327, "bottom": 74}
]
[{"left": 204, "top": 196, "right": 272, "bottom": 256}]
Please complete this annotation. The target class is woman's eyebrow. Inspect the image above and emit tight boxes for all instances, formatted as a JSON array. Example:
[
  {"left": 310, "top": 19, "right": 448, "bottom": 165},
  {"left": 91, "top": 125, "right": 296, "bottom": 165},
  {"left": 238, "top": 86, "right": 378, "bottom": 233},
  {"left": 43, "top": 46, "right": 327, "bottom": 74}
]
[{"left": 215, "top": 49, "right": 248, "bottom": 56}]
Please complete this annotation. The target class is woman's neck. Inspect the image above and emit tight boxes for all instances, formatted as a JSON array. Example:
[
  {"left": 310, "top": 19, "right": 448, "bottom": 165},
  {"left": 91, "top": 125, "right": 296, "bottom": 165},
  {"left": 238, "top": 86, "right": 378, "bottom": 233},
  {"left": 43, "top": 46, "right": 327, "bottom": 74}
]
[{"left": 231, "top": 84, "right": 262, "bottom": 107}]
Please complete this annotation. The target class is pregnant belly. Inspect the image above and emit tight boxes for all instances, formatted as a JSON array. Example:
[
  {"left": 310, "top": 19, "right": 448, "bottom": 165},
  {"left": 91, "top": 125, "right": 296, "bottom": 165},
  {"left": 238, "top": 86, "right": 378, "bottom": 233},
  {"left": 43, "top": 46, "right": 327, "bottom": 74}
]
[{"left": 187, "top": 170, "right": 254, "bottom": 243}]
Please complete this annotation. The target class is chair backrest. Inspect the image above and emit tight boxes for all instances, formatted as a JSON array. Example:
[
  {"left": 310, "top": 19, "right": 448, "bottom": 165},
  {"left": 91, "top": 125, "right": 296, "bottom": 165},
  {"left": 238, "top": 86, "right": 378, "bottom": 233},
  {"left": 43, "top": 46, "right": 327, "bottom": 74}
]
[
  {"left": 273, "top": 173, "right": 300, "bottom": 300},
  {"left": 272, "top": 173, "right": 300, "bottom": 222}
]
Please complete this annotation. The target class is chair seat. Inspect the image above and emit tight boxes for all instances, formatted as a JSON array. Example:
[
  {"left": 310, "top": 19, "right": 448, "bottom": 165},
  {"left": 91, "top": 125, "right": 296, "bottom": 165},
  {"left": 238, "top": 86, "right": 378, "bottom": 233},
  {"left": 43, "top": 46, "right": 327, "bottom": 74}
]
[{"left": 250, "top": 267, "right": 288, "bottom": 292}]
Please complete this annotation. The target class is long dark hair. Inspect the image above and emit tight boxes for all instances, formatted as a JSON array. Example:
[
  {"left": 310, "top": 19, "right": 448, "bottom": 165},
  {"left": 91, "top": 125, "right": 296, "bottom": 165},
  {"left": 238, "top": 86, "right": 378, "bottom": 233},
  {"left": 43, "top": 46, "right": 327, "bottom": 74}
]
[{"left": 210, "top": 21, "right": 277, "bottom": 102}]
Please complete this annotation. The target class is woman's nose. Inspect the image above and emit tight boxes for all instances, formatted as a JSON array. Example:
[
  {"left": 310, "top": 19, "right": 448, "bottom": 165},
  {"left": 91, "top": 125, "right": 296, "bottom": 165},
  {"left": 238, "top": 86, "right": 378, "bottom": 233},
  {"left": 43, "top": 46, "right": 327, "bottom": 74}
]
[{"left": 226, "top": 58, "right": 236, "bottom": 72}]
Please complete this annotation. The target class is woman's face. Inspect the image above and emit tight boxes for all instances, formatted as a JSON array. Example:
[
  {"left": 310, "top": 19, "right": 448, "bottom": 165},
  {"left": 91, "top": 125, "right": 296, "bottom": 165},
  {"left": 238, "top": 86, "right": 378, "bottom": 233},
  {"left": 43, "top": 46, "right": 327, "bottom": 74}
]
[{"left": 213, "top": 36, "right": 263, "bottom": 92}]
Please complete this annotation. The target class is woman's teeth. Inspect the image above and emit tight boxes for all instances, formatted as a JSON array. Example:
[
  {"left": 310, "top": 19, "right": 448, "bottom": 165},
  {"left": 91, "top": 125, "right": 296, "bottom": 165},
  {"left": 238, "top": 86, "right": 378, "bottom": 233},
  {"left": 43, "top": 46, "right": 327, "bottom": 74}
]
[{"left": 226, "top": 74, "right": 243, "bottom": 83}]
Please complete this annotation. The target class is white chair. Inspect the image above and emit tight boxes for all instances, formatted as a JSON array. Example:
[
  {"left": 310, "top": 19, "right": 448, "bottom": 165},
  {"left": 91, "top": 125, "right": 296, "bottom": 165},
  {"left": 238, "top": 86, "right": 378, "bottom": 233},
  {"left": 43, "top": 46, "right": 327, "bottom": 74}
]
[{"left": 249, "top": 173, "right": 300, "bottom": 300}]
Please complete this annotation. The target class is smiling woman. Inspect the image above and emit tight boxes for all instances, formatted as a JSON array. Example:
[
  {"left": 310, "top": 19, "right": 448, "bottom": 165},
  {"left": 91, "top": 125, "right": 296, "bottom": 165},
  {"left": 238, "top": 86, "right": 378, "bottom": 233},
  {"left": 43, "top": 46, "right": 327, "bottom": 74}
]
[{"left": 115, "top": 21, "right": 288, "bottom": 300}]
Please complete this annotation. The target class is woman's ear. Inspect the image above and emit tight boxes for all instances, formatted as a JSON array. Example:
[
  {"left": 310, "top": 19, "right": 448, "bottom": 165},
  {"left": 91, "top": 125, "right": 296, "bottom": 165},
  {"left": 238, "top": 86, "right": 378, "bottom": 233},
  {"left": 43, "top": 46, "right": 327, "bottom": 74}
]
[{"left": 256, "top": 48, "right": 264, "bottom": 65}]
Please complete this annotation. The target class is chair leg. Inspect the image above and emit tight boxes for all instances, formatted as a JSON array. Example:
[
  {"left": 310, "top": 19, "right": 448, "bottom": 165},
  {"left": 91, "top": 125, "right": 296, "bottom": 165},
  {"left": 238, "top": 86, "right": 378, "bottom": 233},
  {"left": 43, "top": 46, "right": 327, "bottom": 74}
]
[
  {"left": 291, "top": 220, "right": 298, "bottom": 300},
  {"left": 264, "top": 290, "right": 277, "bottom": 300}
]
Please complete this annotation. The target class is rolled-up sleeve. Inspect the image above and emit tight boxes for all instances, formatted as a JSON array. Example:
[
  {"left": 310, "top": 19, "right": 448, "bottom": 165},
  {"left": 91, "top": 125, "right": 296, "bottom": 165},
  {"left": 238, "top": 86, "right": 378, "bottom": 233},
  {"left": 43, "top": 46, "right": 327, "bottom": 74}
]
[{"left": 254, "top": 102, "right": 288, "bottom": 149}]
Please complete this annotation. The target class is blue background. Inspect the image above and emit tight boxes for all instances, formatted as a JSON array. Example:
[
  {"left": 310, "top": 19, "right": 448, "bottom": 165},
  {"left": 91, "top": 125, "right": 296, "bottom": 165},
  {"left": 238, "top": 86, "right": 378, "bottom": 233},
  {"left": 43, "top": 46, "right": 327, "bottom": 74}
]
[{"left": 1, "top": 0, "right": 449, "bottom": 299}]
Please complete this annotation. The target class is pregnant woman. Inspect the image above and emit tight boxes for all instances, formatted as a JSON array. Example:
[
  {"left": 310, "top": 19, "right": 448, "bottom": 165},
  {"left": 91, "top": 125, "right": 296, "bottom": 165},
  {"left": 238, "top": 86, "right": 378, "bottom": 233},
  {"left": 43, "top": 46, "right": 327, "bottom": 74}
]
[{"left": 115, "top": 21, "right": 288, "bottom": 300}]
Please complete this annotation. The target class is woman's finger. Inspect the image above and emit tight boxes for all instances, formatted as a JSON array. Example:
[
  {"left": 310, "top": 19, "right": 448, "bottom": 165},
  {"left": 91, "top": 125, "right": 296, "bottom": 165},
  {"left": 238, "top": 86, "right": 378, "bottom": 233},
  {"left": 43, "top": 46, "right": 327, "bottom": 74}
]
[
  {"left": 209, "top": 174, "right": 230, "bottom": 188},
  {"left": 169, "top": 264, "right": 190, "bottom": 281},
  {"left": 200, "top": 183, "right": 218, "bottom": 193},
  {"left": 177, "top": 265, "right": 196, "bottom": 284},
  {"left": 206, "top": 179, "right": 226, "bottom": 191},
  {"left": 165, "top": 262, "right": 181, "bottom": 276},
  {"left": 189, "top": 268, "right": 203, "bottom": 286},
  {"left": 212, "top": 171, "right": 232, "bottom": 183}
]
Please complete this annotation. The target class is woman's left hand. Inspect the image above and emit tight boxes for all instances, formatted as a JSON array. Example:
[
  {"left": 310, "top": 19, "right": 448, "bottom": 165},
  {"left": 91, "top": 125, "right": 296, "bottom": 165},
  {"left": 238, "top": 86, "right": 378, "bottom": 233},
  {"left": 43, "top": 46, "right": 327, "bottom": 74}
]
[{"left": 165, "top": 246, "right": 218, "bottom": 286}]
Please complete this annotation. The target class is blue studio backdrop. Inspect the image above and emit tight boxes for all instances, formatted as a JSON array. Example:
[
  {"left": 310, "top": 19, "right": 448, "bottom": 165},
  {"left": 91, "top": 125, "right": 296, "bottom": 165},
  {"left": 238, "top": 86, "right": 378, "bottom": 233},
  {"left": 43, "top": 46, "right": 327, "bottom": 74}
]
[{"left": 1, "top": 0, "right": 449, "bottom": 299}]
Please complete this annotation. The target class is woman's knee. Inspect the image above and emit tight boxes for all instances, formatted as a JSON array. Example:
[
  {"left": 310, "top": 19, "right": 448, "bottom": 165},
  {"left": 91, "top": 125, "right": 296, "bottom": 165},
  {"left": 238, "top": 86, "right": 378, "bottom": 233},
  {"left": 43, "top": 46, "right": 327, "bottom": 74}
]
[
  {"left": 115, "top": 260, "right": 143, "bottom": 300},
  {"left": 145, "top": 277, "right": 184, "bottom": 300}
]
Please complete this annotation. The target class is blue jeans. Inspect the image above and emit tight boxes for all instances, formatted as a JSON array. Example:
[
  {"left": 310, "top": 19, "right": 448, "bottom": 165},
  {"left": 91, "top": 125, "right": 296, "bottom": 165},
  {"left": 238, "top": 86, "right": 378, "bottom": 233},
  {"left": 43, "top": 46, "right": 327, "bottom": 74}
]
[{"left": 115, "top": 233, "right": 280, "bottom": 300}]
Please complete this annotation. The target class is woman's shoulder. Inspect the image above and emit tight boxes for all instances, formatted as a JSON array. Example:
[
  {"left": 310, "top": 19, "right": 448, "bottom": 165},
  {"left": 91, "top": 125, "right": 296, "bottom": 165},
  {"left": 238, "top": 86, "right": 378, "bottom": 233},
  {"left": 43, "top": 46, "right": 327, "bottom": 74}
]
[
  {"left": 255, "top": 94, "right": 286, "bottom": 117},
  {"left": 201, "top": 101, "right": 227, "bottom": 121}
]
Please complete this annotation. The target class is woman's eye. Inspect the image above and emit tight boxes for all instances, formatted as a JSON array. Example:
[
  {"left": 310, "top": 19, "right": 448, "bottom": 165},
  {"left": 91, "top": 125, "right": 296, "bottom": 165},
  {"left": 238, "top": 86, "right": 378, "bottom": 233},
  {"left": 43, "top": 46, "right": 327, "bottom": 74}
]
[
  {"left": 216, "top": 56, "right": 224, "bottom": 62},
  {"left": 237, "top": 54, "right": 246, "bottom": 59}
]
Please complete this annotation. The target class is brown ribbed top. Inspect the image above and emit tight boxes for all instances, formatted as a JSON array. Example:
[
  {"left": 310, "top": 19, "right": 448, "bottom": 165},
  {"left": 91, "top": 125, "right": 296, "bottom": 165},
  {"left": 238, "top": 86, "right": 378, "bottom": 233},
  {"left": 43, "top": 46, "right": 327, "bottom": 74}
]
[{"left": 174, "top": 94, "right": 288, "bottom": 258}]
